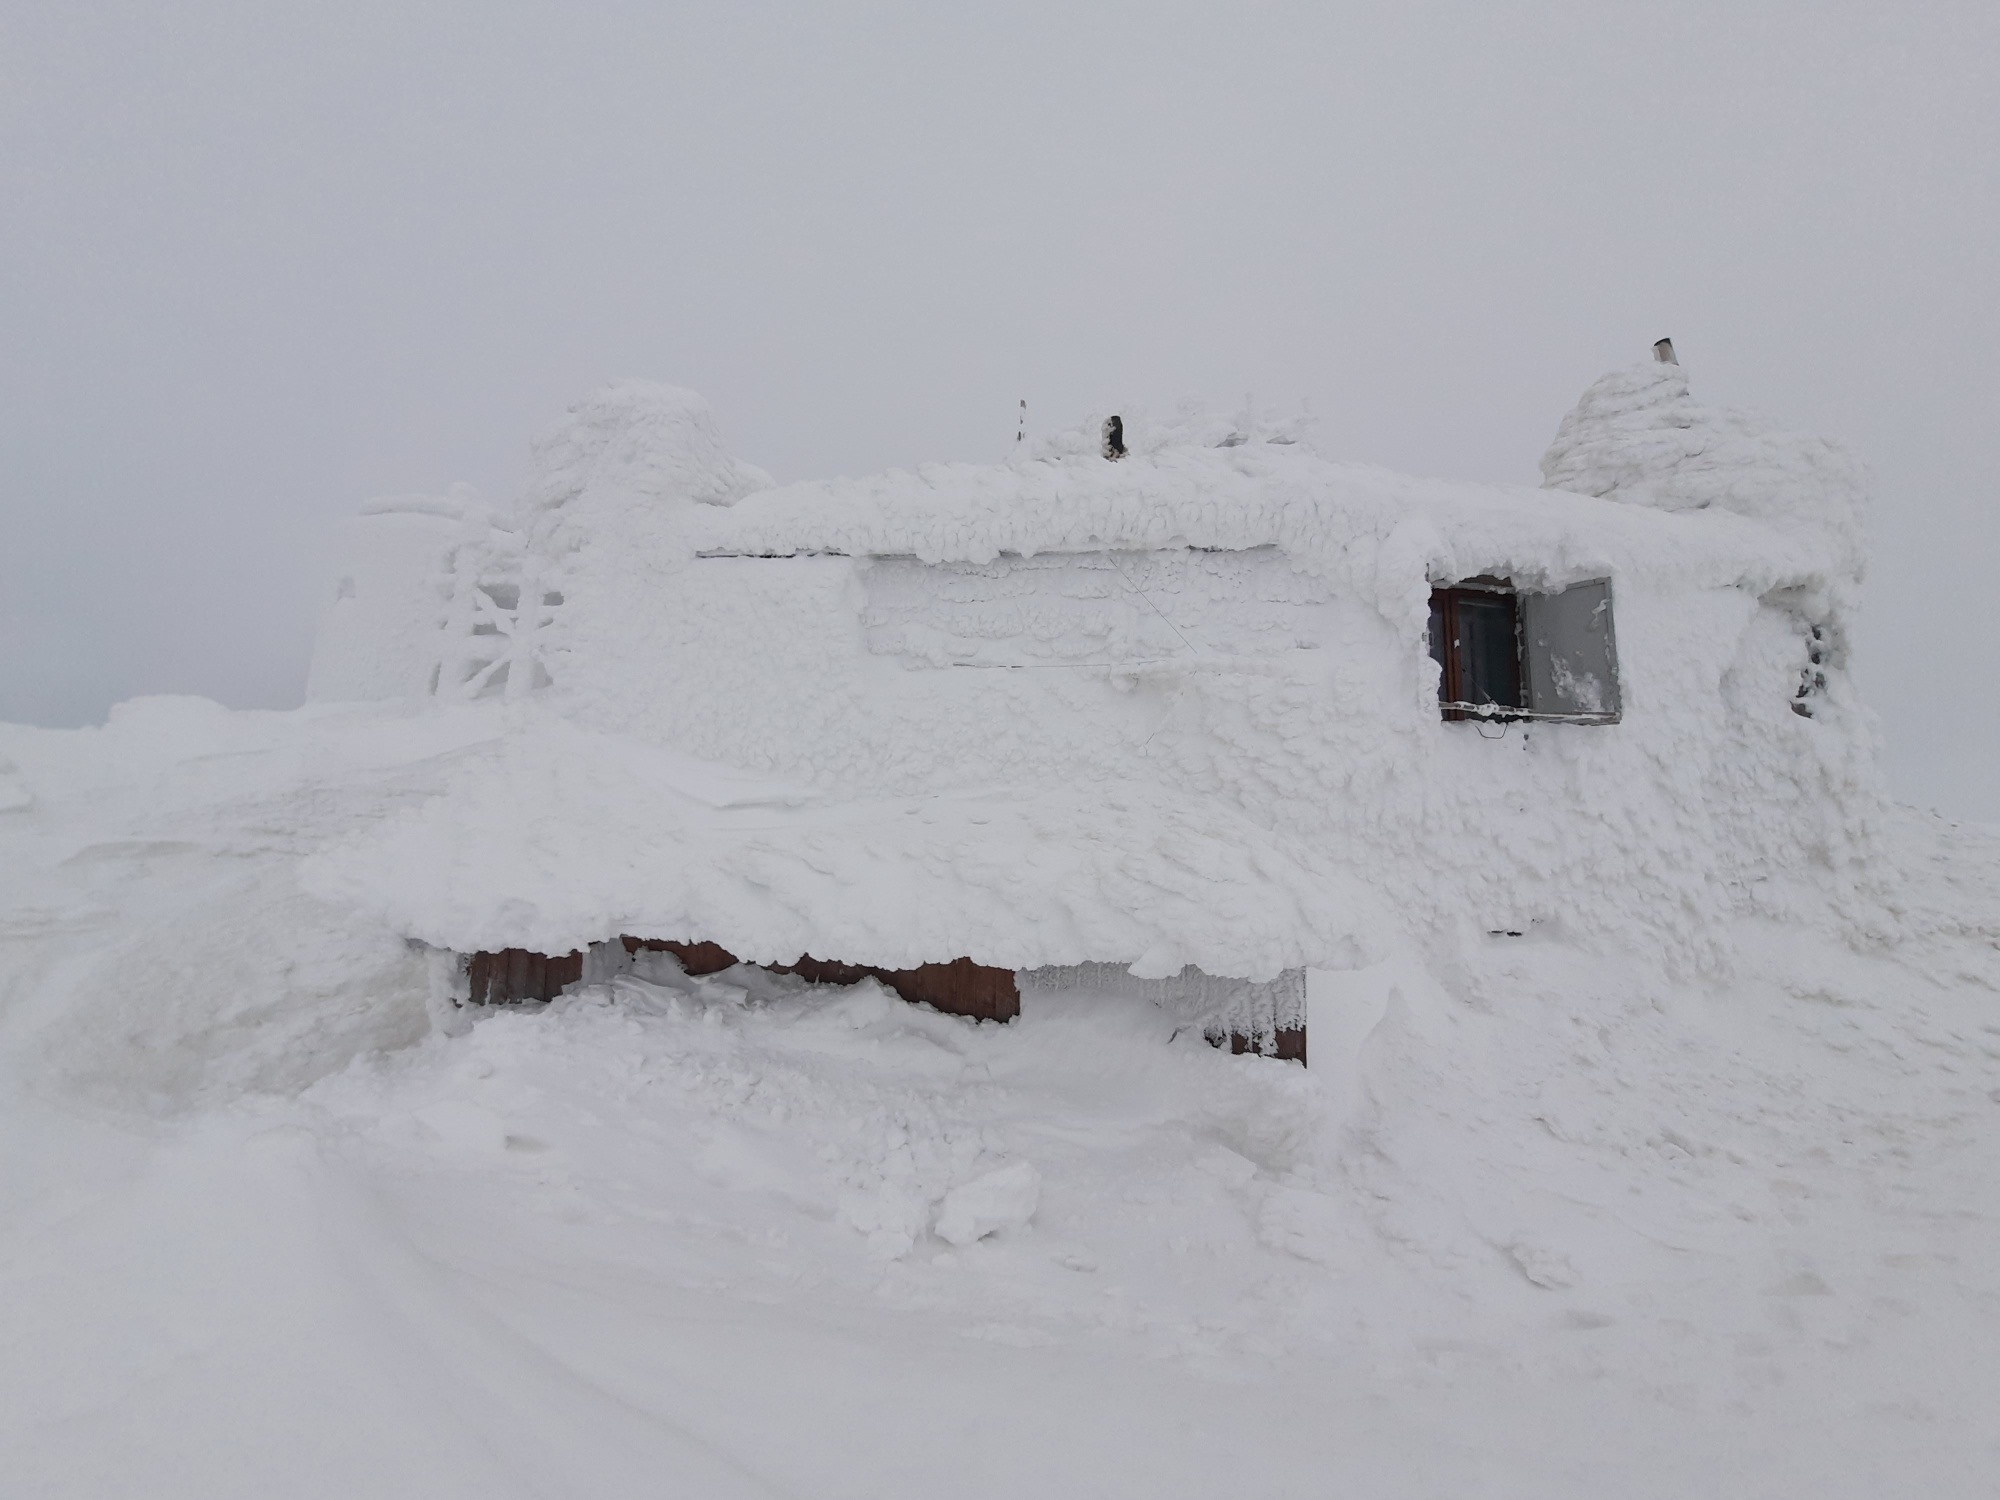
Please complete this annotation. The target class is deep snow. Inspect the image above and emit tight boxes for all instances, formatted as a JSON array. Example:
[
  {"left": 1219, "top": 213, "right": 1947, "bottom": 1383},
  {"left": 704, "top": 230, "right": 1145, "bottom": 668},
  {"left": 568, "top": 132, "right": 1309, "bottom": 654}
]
[
  {"left": 2, "top": 698, "right": 1997, "bottom": 1497},
  {"left": 3, "top": 365, "right": 1993, "bottom": 1495}
]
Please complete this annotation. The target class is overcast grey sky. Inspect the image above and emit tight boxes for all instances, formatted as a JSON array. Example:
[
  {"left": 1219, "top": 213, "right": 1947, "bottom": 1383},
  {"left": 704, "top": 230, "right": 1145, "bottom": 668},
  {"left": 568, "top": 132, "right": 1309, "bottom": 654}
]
[{"left": 3, "top": 2, "right": 1995, "bottom": 819}]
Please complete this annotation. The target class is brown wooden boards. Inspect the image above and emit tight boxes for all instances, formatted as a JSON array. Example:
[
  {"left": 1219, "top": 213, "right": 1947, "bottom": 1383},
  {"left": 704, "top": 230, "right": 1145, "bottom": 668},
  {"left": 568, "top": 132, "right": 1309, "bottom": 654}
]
[
  {"left": 465, "top": 947, "right": 583, "bottom": 1005},
  {"left": 465, "top": 942, "right": 1308, "bottom": 1061},
  {"left": 620, "top": 936, "right": 737, "bottom": 976},
  {"left": 472, "top": 937, "right": 1028, "bottom": 1022}
]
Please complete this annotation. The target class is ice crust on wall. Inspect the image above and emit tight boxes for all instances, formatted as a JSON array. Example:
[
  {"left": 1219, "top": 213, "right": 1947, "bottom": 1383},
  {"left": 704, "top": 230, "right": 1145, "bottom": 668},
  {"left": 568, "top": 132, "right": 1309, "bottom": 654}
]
[
  {"left": 859, "top": 547, "right": 1335, "bottom": 668},
  {"left": 1540, "top": 360, "right": 1871, "bottom": 753}
]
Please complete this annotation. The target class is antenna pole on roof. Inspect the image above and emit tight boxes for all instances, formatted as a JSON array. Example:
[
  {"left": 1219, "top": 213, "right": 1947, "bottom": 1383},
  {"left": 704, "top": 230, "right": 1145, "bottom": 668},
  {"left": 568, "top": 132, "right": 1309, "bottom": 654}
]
[
  {"left": 1654, "top": 337, "right": 1678, "bottom": 365},
  {"left": 1017, "top": 399, "right": 1026, "bottom": 445}
]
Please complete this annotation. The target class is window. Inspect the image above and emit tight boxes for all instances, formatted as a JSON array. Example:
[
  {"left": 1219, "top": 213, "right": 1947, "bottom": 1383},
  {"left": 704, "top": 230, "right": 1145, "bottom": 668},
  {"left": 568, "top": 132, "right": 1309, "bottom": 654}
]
[
  {"left": 1429, "top": 577, "right": 1621, "bottom": 724},
  {"left": 1430, "top": 581, "right": 1522, "bottom": 718}
]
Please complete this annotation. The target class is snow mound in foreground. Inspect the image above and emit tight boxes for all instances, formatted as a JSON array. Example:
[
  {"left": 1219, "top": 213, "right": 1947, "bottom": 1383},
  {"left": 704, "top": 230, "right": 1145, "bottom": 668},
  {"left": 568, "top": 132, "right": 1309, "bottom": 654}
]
[
  {"left": 933, "top": 1160, "right": 1042, "bottom": 1245},
  {"left": 1, "top": 697, "right": 1998, "bottom": 1495}
]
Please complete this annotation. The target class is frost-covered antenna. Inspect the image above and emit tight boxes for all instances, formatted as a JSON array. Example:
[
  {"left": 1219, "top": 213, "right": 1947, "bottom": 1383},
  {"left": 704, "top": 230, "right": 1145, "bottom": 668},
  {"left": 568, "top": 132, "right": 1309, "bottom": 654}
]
[
  {"left": 1102, "top": 414, "right": 1126, "bottom": 461},
  {"left": 1016, "top": 398, "right": 1026, "bottom": 445},
  {"left": 1654, "top": 338, "right": 1678, "bottom": 365}
]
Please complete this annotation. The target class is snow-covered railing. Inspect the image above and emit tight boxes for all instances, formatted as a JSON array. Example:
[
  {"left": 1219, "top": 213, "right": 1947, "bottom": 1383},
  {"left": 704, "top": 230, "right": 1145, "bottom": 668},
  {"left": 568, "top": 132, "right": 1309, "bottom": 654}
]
[{"left": 433, "top": 522, "right": 564, "bottom": 701}]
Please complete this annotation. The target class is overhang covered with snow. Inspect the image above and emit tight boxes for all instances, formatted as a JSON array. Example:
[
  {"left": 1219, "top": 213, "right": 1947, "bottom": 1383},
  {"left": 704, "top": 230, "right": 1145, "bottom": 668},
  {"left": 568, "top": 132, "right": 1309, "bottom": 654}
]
[{"left": 301, "top": 717, "right": 1385, "bottom": 980}]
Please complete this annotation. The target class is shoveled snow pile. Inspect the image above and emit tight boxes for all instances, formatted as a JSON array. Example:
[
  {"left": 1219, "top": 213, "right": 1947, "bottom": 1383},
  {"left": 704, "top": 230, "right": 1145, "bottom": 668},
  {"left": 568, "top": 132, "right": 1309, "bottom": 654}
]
[{"left": 2, "top": 697, "right": 1998, "bottom": 1497}]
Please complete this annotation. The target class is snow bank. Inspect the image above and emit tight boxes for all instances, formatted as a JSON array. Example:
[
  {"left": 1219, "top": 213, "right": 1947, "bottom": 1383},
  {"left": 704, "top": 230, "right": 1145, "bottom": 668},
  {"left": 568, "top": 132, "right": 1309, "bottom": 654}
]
[
  {"left": 932, "top": 1160, "right": 1041, "bottom": 1246},
  {"left": 4, "top": 817, "right": 1997, "bottom": 1494},
  {"left": 0, "top": 700, "right": 499, "bottom": 1113}
]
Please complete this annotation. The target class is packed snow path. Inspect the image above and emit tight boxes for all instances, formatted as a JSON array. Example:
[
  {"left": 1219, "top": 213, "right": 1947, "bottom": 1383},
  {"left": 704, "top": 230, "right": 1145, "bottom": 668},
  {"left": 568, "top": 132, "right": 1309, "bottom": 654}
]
[{"left": 1, "top": 701, "right": 1997, "bottom": 1497}]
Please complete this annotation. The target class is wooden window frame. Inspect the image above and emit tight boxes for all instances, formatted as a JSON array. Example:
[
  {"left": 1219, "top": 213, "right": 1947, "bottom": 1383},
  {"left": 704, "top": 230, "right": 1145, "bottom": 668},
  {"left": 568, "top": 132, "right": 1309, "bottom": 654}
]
[{"left": 1430, "top": 578, "right": 1526, "bottom": 722}]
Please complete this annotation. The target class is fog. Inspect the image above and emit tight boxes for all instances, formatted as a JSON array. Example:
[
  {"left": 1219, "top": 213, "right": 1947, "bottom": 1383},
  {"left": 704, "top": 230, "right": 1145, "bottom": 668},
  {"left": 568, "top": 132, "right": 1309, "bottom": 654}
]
[{"left": 3, "top": 2, "right": 1994, "bottom": 819}]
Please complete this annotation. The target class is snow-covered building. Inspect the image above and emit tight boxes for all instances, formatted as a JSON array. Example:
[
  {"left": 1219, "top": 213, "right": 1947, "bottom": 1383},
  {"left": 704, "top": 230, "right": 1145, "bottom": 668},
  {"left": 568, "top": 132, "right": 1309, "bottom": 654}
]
[{"left": 305, "top": 350, "right": 1877, "bottom": 1061}]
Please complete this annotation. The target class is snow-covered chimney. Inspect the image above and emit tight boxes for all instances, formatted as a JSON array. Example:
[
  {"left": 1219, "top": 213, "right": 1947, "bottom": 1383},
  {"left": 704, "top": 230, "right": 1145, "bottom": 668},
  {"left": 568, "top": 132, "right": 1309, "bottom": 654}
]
[
  {"left": 1539, "top": 344, "right": 1867, "bottom": 585},
  {"left": 1102, "top": 415, "right": 1126, "bottom": 461}
]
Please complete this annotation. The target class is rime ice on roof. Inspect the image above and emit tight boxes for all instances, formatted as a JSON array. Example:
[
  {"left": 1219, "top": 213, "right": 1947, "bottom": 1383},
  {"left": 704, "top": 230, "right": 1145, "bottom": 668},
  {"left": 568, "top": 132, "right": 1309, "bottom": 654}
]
[
  {"left": 526, "top": 381, "right": 772, "bottom": 516},
  {"left": 1540, "top": 359, "right": 1865, "bottom": 584}
]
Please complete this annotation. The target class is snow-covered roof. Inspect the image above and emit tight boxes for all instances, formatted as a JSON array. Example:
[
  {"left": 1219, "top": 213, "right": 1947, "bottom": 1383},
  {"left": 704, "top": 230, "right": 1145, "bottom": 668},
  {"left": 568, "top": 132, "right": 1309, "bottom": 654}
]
[
  {"left": 672, "top": 368, "right": 1858, "bottom": 619},
  {"left": 698, "top": 442, "right": 1823, "bottom": 600},
  {"left": 299, "top": 716, "right": 1384, "bottom": 980}
]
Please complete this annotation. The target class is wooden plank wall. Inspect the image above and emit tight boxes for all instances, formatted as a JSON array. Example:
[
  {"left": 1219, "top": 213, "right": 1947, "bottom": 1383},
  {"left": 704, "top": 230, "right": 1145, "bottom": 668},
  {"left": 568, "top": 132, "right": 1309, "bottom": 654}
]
[
  {"left": 621, "top": 936, "right": 737, "bottom": 976},
  {"left": 605, "top": 937, "right": 1022, "bottom": 1022},
  {"left": 463, "top": 942, "right": 1298, "bottom": 1061},
  {"left": 1219, "top": 1026, "right": 1307, "bottom": 1064},
  {"left": 466, "top": 947, "right": 584, "bottom": 1005}
]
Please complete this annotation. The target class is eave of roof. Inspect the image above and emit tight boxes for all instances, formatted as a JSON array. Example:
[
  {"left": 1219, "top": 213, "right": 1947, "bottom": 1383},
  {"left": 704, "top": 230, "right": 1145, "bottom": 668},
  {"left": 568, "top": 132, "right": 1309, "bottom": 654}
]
[{"left": 685, "top": 443, "right": 1820, "bottom": 598}]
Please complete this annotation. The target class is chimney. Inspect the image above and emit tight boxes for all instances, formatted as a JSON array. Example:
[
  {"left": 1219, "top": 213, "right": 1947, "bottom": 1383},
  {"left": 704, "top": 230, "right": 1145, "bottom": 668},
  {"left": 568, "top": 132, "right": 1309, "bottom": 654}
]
[
  {"left": 1102, "top": 415, "right": 1126, "bottom": 461},
  {"left": 1653, "top": 338, "right": 1678, "bottom": 365}
]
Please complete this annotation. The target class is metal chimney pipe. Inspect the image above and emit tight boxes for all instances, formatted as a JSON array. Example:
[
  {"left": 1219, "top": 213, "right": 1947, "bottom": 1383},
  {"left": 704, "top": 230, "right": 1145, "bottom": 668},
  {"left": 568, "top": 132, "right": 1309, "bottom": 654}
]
[{"left": 1653, "top": 338, "right": 1678, "bottom": 365}]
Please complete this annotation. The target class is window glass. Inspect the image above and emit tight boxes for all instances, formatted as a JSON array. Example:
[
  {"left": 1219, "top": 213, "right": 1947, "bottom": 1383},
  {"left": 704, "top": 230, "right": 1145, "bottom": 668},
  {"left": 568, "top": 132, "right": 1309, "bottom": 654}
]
[
  {"left": 1453, "top": 591, "right": 1523, "bottom": 709},
  {"left": 1522, "top": 580, "right": 1621, "bottom": 719}
]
